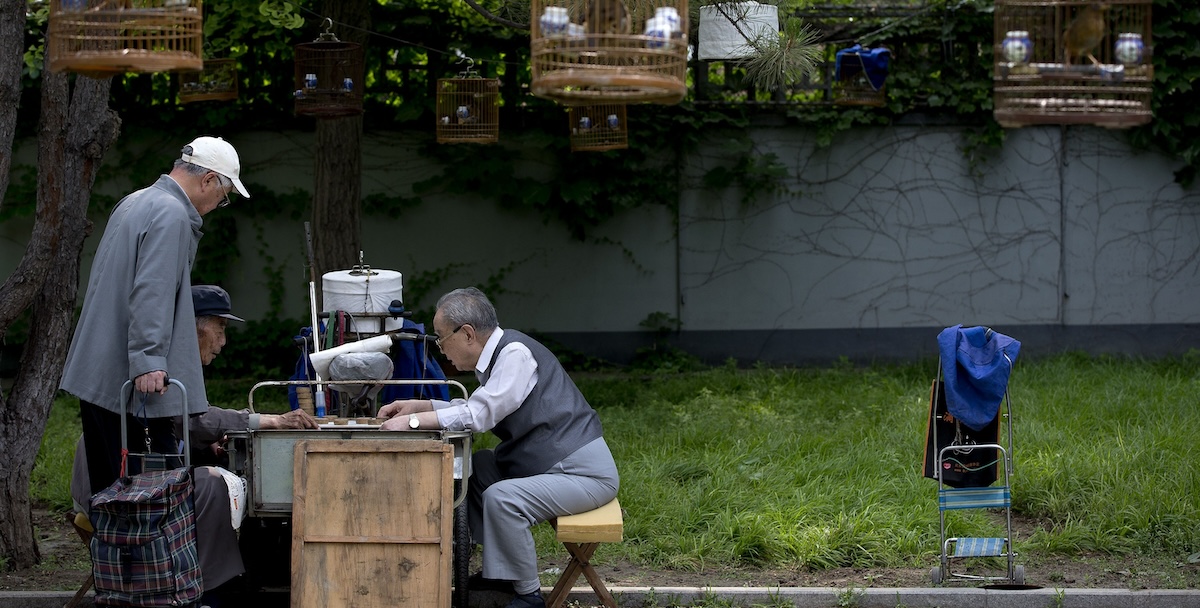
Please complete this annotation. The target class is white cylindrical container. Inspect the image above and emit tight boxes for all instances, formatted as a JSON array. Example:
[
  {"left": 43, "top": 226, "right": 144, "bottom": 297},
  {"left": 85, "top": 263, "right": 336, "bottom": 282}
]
[
  {"left": 322, "top": 268, "right": 404, "bottom": 333},
  {"left": 1114, "top": 33, "right": 1144, "bottom": 66},
  {"left": 645, "top": 16, "right": 670, "bottom": 48},
  {"left": 655, "top": 6, "right": 681, "bottom": 33},
  {"left": 540, "top": 6, "right": 570, "bottom": 37},
  {"left": 1002, "top": 31, "right": 1032, "bottom": 65}
]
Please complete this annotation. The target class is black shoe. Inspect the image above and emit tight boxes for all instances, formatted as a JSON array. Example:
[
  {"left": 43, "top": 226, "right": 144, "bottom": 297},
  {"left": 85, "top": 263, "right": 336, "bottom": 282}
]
[
  {"left": 200, "top": 588, "right": 224, "bottom": 608},
  {"left": 467, "top": 571, "right": 514, "bottom": 593},
  {"left": 505, "top": 591, "right": 545, "bottom": 608}
]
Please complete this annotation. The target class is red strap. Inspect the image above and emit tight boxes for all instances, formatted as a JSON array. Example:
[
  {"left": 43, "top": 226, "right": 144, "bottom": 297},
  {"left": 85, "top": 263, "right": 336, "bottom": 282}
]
[{"left": 119, "top": 447, "right": 129, "bottom": 478}]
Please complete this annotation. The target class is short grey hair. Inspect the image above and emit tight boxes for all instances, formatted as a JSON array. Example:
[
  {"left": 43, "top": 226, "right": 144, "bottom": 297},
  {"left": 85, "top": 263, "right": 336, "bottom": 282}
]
[
  {"left": 195, "top": 315, "right": 224, "bottom": 331},
  {"left": 437, "top": 287, "right": 498, "bottom": 334},
  {"left": 173, "top": 159, "right": 211, "bottom": 176}
]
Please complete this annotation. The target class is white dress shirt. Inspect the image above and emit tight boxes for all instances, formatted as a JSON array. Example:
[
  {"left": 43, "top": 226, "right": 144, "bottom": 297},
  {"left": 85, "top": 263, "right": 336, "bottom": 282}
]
[{"left": 433, "top": 328, "right": 539, "bottom": 431}]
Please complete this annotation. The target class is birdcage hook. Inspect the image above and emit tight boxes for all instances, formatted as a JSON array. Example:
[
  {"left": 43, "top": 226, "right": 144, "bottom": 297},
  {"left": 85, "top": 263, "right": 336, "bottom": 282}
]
[
  {"left": 316, "top": 17, "right": 340, "bottom": 42},
  {"left": 454, "top": 49, "right": 478, "bottom": 78}
]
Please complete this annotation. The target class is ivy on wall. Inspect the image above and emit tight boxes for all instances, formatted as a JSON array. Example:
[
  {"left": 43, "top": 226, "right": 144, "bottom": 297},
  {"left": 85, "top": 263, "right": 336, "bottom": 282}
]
[
  {"left": 1130, "top": 0, "right": 1200, "bottom": 186},
  {"left": 10, "top": 0, "right": 1198, "bottom": 343}
]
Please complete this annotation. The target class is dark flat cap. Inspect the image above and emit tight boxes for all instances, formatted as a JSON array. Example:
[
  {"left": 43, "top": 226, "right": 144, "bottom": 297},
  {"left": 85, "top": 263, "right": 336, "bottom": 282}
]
[{"left": 192, "top": 285, "right": 245, "bottom": 322}]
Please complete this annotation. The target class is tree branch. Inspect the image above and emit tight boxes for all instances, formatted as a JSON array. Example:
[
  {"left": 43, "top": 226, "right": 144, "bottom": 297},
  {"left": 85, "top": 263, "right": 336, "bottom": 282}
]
[{"left": 460, "top": 0, "right": 530, "bottom": 31}]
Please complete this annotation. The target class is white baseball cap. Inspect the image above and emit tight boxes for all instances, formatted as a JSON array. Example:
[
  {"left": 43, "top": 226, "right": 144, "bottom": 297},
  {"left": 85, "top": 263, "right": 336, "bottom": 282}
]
[{"left": 180, "top": 136, "right": 250, "bottom": 198}]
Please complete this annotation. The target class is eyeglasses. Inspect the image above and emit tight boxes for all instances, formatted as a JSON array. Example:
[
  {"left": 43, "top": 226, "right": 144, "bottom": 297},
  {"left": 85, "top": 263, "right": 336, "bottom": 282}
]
[
  {"left": 434, "top": 324, "right": 465, "bottom": 349},
  {"left": 213, "top": 173, "right": 233, "bottom": 209}
]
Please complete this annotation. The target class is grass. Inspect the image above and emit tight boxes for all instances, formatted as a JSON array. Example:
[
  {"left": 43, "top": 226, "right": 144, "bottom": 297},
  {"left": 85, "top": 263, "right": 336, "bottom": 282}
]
[{"left": 32, "top": 352, "right": 1200, "bottom": 577}]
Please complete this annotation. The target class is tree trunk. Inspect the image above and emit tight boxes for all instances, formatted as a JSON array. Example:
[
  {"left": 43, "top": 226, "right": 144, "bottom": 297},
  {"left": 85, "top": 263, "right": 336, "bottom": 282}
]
[
  {"left": 310, "top": 0, "right": 370, "bottom": 291},
  {"left": 0, "top": 67, "right": 118, "bottom": 570},
  {"left": 0, "top": 0, "right": 24, "bottom": 207},
  {"left": 312, "top": 116, "right": 362, "bottom": 284}
]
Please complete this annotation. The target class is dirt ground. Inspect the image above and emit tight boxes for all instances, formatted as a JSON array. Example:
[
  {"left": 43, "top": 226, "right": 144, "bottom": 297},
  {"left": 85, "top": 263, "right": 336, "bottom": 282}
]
[{"left": 4, "top": 507, "right": 1199, "bottom": 594}]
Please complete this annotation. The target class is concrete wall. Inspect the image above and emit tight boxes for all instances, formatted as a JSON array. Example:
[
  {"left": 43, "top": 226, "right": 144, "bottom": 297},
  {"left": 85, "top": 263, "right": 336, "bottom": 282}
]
[{"left": 3, "top": 122, "right": 1198, "bottom": 364}]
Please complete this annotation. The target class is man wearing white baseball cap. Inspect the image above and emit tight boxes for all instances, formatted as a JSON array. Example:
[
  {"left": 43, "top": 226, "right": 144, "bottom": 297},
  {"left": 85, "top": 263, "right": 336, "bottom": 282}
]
[
  {"left": 61, "top": 135, "right": 251, "bottom": 498},
  {"left": 180, "top": 135, "right": 250, "bottom": 199}
]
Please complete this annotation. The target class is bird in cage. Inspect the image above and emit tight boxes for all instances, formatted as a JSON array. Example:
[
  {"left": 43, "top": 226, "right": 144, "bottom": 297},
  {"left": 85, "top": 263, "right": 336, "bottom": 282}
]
[
  {"left": 456, "top": 104, "right": 478, "bottom": 124},
  {"left": 584, "top": 0, "right": 631, "bottom": 37},
  {"left": 1063, "top": 3, "right": 1109, "bottom": 67}
]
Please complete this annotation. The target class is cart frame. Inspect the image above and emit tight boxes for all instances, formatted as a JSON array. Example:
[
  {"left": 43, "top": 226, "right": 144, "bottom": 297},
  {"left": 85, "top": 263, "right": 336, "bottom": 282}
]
[{"left": 931, "top": 352, "right": 1024, "bottom": 585}]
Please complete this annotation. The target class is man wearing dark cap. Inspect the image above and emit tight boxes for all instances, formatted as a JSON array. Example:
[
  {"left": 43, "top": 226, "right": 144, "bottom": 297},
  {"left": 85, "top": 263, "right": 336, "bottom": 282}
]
[
  {"left": 184, "top": 285, "right": 318, "bottom": 442},
  {"left": 62, "top": 136, "right": 251, "bottom": 496},
  {"left": 72, "top": 285, "right": 317, "bottom": 605}
]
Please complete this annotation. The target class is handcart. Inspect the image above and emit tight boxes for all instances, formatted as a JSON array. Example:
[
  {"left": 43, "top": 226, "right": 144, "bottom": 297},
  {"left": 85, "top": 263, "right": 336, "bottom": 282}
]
[
  {"left": 226, "top": 378, "right": 474, "bottom": 608},
  {"left": 927, "top": 326, "right": 1024, "bottom": 585}
]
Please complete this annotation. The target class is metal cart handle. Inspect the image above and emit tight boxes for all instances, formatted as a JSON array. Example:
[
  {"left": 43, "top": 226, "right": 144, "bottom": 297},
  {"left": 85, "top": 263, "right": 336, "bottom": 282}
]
[{"left": 118, "top": 378, "right": 191, "bottom": 469}]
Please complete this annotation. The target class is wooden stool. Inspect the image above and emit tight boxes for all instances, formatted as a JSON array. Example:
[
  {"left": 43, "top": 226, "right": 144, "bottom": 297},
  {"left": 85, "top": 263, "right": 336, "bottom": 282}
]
[
  {"left": 547, "top": 498, "right": 623, "bottom": 608},
  {"left": 65, "top": 511, "right": 95, "bottom": 608}
]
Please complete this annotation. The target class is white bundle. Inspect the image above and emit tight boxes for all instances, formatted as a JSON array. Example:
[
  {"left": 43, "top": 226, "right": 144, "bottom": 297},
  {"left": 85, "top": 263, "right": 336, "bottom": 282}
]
[
  {"left": 308, "top": 334, "right": 393, "bottom": 380},
  {"left": 327, "top": 352, "right": 395, "bottom": 398}
]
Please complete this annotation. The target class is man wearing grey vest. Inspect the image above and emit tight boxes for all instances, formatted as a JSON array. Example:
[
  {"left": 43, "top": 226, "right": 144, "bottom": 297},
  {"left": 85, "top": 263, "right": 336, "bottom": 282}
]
[{"left": 379, "top": 287, "right": 619, "bottom": 608}]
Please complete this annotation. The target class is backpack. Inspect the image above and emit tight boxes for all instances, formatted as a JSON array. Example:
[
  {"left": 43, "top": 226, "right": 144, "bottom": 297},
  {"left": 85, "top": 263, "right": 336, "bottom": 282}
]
[{"left": 89, "top": 466, "right": 202, "bottom": 607}]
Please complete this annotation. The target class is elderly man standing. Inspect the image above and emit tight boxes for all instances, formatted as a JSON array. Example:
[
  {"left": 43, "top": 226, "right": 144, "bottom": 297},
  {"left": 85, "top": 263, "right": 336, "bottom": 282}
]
[
  {"left": 378, "top": 287, "right": 619, "bottom": 608},
  {"left": 61, "top": 136, "right": 250, "bottom": 496}
]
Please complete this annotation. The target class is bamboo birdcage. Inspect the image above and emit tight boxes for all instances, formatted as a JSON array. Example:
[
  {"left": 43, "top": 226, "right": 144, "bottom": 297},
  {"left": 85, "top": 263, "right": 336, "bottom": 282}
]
[
  {"left": 179, "top": 58, "right": 238, "bottom": 103},
  {"left": 568, "top": 104, "right": 628, "bottom": 152},
  {"left": 530, "top": 0, "right": 688, "bottom": 105},
  {"left": 47, "top": 0, "right": 203, "bottom": 76},
  {"left": 833, "top": 48, "right": 888, "bottom": 108},
  {"left": 436, "top": 61, "right": 501, "bottom": 144},
  {"left": 993, "top": 0, "right": 1153, "bottom": 128},
  {"left": 294, "top": 20, "right": 364, "bottom": 118}
]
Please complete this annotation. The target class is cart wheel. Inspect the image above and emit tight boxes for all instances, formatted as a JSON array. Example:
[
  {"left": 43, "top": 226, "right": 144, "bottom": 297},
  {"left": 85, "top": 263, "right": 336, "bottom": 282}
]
[
  {"left": 452, "top": 487, "right": 471, "bottom": 608},
  {"left": 931, "top": 566, "right": 943, "bottom": 584},
  {"left": 1012, "top": 564, "right": 1025, "bottom": 585}
]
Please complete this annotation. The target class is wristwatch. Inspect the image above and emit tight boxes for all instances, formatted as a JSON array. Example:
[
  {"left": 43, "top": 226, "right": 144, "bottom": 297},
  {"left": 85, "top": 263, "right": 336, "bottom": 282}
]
[{"left": 408, "top": 414, "right": 420, "bottom": 429}]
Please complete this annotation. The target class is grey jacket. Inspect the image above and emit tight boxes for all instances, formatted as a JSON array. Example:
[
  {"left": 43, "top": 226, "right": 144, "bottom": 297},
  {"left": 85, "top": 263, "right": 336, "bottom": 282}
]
[
  {"left": 175, "top": 406, "right": 260, "bottom": 446},
  {"left": 60, "top": 175, "right": 208, "bottom": 417}
]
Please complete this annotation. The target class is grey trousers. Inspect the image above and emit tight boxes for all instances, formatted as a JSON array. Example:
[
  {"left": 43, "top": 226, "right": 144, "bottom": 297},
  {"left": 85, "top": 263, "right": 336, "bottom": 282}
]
[{"left": 469, "top": 437, "right": 619, "bottom": 594}]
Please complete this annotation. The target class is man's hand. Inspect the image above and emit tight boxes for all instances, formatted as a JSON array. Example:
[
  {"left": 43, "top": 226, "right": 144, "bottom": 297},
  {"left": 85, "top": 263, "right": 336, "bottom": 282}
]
[
  {"left": 135, "top": 370, "right": 168, "bottom": 395},
  {"left": 380, "top": 416, "right": 411, "bottom": 431},
  {"left": 260, "top": 408, "right": 320, "bottom": 430},
  {"left": 377, "top": 399, "right": 431, "bottom": 419}
]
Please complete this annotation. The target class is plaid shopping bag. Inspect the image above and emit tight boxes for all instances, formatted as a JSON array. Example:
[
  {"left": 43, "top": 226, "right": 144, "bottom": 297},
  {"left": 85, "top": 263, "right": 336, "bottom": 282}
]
[{"left": 89, "top": 467, "right": 201, "bottom": 607}]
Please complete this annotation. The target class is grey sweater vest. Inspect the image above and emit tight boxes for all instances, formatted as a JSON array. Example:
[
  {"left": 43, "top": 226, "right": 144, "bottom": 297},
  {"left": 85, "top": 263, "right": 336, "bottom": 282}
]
[{"left": 484, "top": 330, "right": 603, "bottom": 477}]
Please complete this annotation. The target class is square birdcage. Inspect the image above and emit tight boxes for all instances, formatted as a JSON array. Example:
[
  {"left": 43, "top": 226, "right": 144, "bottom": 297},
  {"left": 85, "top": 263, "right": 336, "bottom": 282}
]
[
  {"left": 294, "top": 26, "right": 364, "bottom": 118},
  {"left": 436, "top": 77, "right": 501, "bottom": 144},
  {"left": 47, "top": 0, "right": 203, "bottom": 76},
  {"left": 833, "top": 45, "right": 889, "bottom": 107},
  {"left": 994, "top": 0, "right": 1153, "bottom": 128},
  {"left": 179, "top": 58, "right": 238, "bottom": 104},
  {"left": 568, "top": 104, "right": 628, "bottom": 151},
  {"left": 530, "top": 0, "right": 688, "bottom": 105}
]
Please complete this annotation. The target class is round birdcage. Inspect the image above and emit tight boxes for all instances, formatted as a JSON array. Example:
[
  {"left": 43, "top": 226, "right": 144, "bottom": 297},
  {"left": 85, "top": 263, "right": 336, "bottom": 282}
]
[
  {"left": 568, "top": 104, "right": 628, "bottom": 152},
  {"left": 436, "top": 59, "right": 501, "bottom": 144},
  {"left": 993, "top": 0, "right": 1153, "bottom": 128},
  {"left": 530, "top": 0, "right": 688, "bottom": 105},
  {"left": 179, "top": 58, "right": 238, "bottom": 104},
  {"left": 47, "top": 0, "right": 203, "bottom": 76},
  {"left": 294, "top": 20, "right": 364, "bottom": 118}
]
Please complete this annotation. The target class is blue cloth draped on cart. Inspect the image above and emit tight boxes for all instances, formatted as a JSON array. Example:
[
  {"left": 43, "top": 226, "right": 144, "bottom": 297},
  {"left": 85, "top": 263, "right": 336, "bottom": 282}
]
[
  {"left": 834, "top": 44, "right": 891, "bottom": 91},
  {"left": 288, "top": 318, "right": 449, "bottom": 410},
  {"left": 936, "top": 325, "right": 1020, "bottom": 432}
]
